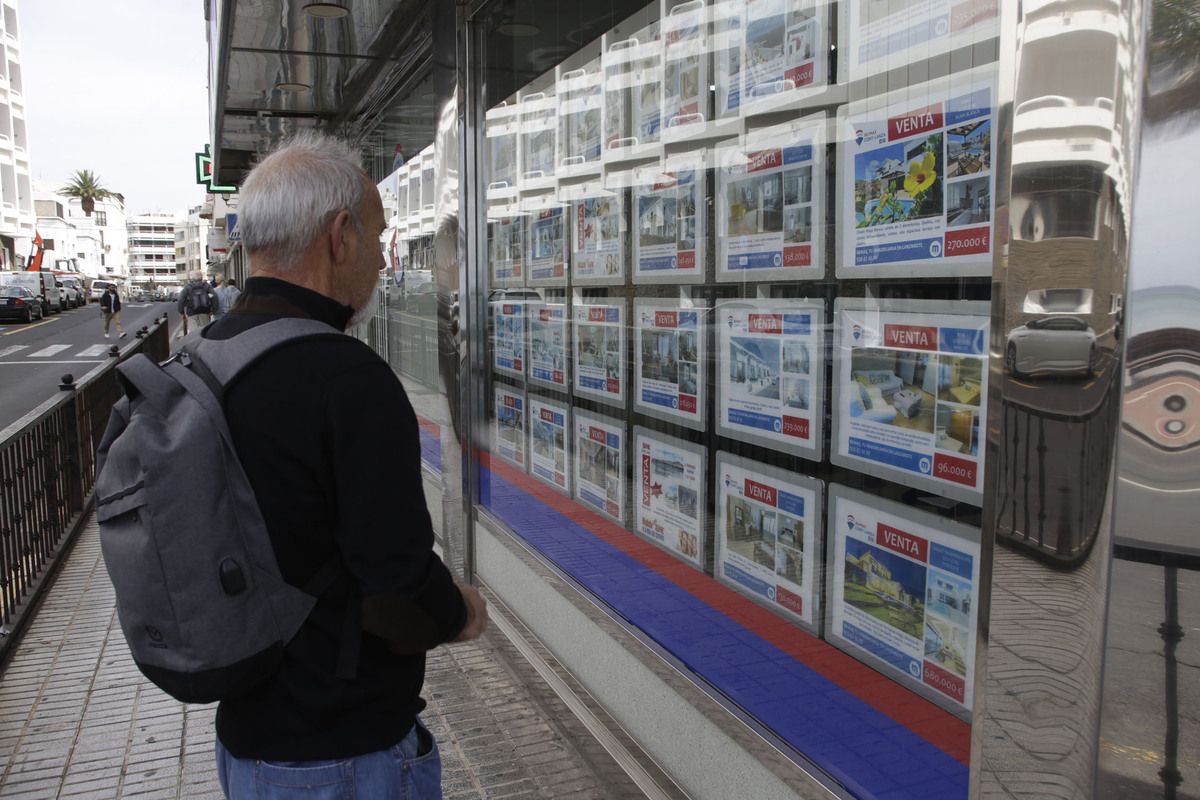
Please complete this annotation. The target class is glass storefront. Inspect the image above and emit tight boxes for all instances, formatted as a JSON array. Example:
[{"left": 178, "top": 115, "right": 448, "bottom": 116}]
[{"left": 467, "top": 1, "right": 1007, "bottom": 796}]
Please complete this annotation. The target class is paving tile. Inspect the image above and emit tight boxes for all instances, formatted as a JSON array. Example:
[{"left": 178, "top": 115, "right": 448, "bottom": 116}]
[{"left": 0, "top": 516, "right": 651, "bottom": 800}]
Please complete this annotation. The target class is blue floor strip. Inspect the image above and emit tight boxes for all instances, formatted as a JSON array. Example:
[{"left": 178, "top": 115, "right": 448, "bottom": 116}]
[{"left": 481, "top": 466, "right": 968, "bottom": 800}]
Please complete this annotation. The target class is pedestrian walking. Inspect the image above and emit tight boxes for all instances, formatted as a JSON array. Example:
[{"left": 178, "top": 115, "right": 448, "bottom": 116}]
[
  {"left": 177, "top": 273, "right": 217, "bottom": 337},
  {"left": 99, "top": 285, "right": 126, "bottom": 339},
  {"left": 213, "top": 278, "right": 241, "bottom": 320},
  {"left": 198, "top": 133, "right": 487, "bottom": 799}
]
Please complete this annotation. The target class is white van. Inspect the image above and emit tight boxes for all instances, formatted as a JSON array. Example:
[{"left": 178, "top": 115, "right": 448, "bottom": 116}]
[
  {"left": 0, "top": 271, "right": 60, "bottom": 315},
  {"left": 89, "top": 280, "right": 118, "bottom": 303}
]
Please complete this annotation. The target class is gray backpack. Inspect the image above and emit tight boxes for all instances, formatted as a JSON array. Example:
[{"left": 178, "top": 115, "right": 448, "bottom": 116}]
[{"left": 95, "top": 318, "right": 353, "bottom": 703}]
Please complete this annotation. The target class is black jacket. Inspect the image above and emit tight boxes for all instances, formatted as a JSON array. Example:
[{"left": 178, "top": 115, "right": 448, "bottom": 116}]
[
  {"left": 208, "top": 277, "right": 467, "bottom": 760},
  {"left": 99, "top": 291, "right": 120, "bottom": 313}
]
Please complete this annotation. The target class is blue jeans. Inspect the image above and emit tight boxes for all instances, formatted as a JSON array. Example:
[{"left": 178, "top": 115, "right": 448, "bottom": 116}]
[{"left": 215, "top": 719, "right": 442, "bottom": 799}]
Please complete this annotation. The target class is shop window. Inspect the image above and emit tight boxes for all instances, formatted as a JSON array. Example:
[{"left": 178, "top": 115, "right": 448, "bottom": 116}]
[{"left": 471, "top": 0, "right": 1001, "bottom": 797}]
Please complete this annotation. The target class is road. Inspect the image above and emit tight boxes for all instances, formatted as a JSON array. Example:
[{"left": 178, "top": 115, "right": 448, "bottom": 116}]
[{"left": 0, "top": 299, "right": 182, "bottom": 432}]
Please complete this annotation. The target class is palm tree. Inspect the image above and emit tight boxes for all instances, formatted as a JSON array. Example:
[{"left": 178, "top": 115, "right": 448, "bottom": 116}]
[{"left": 59, "top": 170, "right": 113, "bottom": 216}]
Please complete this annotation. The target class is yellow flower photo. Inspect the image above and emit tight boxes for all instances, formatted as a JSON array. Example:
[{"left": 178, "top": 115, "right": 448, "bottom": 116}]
[{"left": 904, "top": 152, "right": 937, "bottom": 195}]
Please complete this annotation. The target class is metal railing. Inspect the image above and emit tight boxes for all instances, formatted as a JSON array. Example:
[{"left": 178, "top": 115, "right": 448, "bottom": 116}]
[{"left": 0, "top": 318, "right": 169, "bottom": 655}]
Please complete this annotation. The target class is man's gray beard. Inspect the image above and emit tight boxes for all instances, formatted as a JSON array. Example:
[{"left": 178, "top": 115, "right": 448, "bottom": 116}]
[{"left": 348, "top": 286, "right": 380, "bottom": 330}]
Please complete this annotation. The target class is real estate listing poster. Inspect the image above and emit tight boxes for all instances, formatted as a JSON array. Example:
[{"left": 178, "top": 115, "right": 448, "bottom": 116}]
[
  {"left": 493, "top": 385, "right": 526, "bottom": 470},
  {"left": 844, "top": 0, "right": 999, "bottom": 77},
  {"left": 574, "top": 301, "right": 626, "bottom": 408},
  {"left": 635, "top": 300, "right": 706, "bottom": 430},
  {"left": 489, "top": 216, "right": 525, "bottom": 285},
  {"left": 633, "top": 169, "right": 705, "bottom": 284},
  {"left": 573, "top": 408, "right": 626, "bottom": 524},
  {"left": 558, "top": 63, "right": 603, "bottom": 171},
  {"left": 663, "top": 0, "right": 707, "bottom": 131},
  {"left": 572, "top": 193, "right": 625, "bottom": 284},
  {"left": 838, "top": 67, "right": 996, "bottom": 278},
  {"left": 526, "top": 206, "right": 568, "bottom": 286},
  {"left": 491, "top": 300, "right": 525, "bottom": 379},
  {"left": 634, "top": 427, "right": 706, "bottom": 568},
  {"left": 832, "top": 298, "right": 989, "bottom": 504},
  {"left": 529, "top": 303, "right": 568, "bottom": 391},
  {"left": 602, "top": 25, "right": 663, "bottom": 152},
  {"left": 716, "top": 300, "right": 825, "bottom": 460},
  {"left": 486, "top": 102, "right": 520, "bottom": 199},
  {"left": 715, "top": 453, "right": 822, "bottom": 630},
  {"left": 716, "top": 115, "right": 824, "bottom": 281},
  {"left": 519, "top": 91, "right": 557, "bottom": 187},
  {"left": 826, "top": 485, "right": 981, "bottom": 718},
  {"left": 528, "top": 395, "right": 569, "bottom": 494},
  {"left": 716, "top": 0, "right": 827, "bottom": 118}
]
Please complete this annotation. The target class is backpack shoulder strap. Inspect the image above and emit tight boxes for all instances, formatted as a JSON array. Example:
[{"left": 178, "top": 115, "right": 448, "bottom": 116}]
[{"left": 187, "top": 318, "right": 347, "bottom": 389}]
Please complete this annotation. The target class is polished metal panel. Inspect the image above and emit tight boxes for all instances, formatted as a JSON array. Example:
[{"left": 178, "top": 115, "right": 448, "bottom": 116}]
[
  {"left": 973, "top": 0, "right": 1146, "bottom": 795},
  {"left": 229, "top": 0, "right": 398, "bottom": 55},
  {"left": 225, "top": 50, "right": 361, "bottom": 113},
  {"left": 1097, "top": 0, "right": 1200, "bottom": 793}
]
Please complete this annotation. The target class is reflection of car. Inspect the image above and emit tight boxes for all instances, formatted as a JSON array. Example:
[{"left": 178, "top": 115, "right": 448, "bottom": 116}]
[
  {"left": 405, "top": 282, "right": 438, "bottom": 313},
  {"left": 0, "top": 285, "right": 45, "bottom": 322},
  {"left": 1006, "top": 316, "right": 1096, "bottom": 377}
]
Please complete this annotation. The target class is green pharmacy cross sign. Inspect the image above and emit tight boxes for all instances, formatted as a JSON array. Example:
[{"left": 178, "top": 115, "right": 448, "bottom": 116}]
[{"left": 195, "top": 145, "right": 238, "bottom": 193}]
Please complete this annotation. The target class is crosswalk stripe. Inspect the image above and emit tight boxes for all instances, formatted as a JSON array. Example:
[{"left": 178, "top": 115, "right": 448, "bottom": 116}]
[
  {"left": 75, "top": 345, "right": 109, "bottom": 357},
  {"left": 0, "top": 345, "right": 29, "bottom": 358},
  {"left": 29, "top": 344, "right": 72, "bottom": 358}
]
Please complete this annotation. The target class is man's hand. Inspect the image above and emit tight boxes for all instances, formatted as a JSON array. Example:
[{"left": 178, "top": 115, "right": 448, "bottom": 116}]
[{"left": 451, "top": 584, "right": 489, "bottom": 643}]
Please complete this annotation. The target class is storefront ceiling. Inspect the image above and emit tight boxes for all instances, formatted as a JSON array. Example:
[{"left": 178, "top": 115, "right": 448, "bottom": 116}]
[{"left": 210, "top": 0, "right": 431, "bottom": 186}]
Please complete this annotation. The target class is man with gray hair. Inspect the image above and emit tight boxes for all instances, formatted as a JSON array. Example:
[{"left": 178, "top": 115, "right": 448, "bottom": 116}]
[{"left": 201, "top": 132, "right": 487, "bottom": 798}]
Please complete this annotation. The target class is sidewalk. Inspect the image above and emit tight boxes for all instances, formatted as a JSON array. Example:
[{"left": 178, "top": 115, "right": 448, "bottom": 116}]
[{"left": 0, "top": 517, "right": 650, "bottom": 799}]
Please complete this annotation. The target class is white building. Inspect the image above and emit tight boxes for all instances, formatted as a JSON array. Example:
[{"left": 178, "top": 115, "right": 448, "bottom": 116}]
[
  {"left": 175, "top": 205, "right": 210, "bottom": 279},
  {"left": 126, "top": 212, "right": 180, "bottom": 286},
  {"left": 33, "top": 182, "right": 128, "bottom": 278},
  {"left": 0, "top": 0, "right": 36, "bottom": 271}
]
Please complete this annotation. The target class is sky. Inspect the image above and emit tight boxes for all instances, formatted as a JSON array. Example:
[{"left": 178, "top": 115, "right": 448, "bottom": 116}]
[{"left": 20, "top": 0, "right": 210, "bottom": 216}]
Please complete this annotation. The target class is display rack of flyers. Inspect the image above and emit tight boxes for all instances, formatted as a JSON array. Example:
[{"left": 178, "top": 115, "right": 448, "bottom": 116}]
[
  {"left": 632, "top": 158, "right": 706, "bottom": 284},
  {"left": 837, "top": 66, "right": 997, "bottom": 278},
  {"left": 842, "top": 0, "right": 999, "bottom": 78},
  {"left": 491, "top": 298, "right": 526, "bottom": 380},
  {"left": 721, "top": 0, "right": 831, "bottom": 119},
  {"left": 715, "top": 452, "right": 822, "bottom": 630},
  {"left": 716, "top": 113, "right": 824, "bottom": 281},
  {"left": 573, "top": 299, "right": 626, "bottom": 408},
  {"left": 634, "top": 427, "right": 707, "bottom": 568},
  {"left": 493, "top": 384, "right": 527, "bottom": 470},
  {"left": 602, "top": 23, "right": 665, "bottom": 163},
  {"left": 832, "top": 298, "right": 990, "bottom": 504},
  {"left": 486, "top": 102, "right": 521, "bottom": 201},
  {"left": 716, "top": 299, "right": 825, "bottom": 459},
  {"left": 528, "top": 302, "right": 568, "bottom": 391},
  {"left": 528, "top": 395, "right": 570, "bottom": 494},
  {"left": 661, "top": 0, "right": 739, "bottom": 144},
  {"left": 523, "top": 194, "right": 568, "bottom": 287},
  {"left": 634, "top": 299, "right": 706, "bottom": 430},
  {"left": 557, "top": 61, "right": 604, "bottom": 178},
  {"left": 489, "top": 211, "right": 526, "bottom": 287},
  {"left": 573, "top": 408, "right": 626, "bottom": 524},
  {"left": 825, "top": 485, "right": 981, "bottom": 719},
  {"left": 519, "top": 91, "right": 558, "bottom": 191},
  {"left": 571, "top": 182, "right": 625, "bottom": 285}
]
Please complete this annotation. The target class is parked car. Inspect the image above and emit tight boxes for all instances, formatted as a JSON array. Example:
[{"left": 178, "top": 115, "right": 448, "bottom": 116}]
[
  {"left": 0, "top": 285, "right": 45, "bottom": 323},
  {"left": 57, "top": 280, "right": 81, "bottom": 309},
  {"left": 1006, "top": 316, "right": 1097, "bottom": 378},
  {"left": 89, "top": 279, "right": 118, "bottom": 303},
  {"left": 0, "top": 271, "right": 61, "bottom": 315},
  {"left": 61, "top": 277, "right": 85, "bottom": 308}
]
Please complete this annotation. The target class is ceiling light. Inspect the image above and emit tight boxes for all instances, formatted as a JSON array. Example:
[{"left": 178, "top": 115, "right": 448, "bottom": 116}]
[
  {"left": 497, "top": 22, "right": 540, "bottom": 37},
  {"left": 275, "top": 82, "right": 311, "bottom": 92},
  {"left": 303, "top": 3, "right": 350, "bottom": 19}
]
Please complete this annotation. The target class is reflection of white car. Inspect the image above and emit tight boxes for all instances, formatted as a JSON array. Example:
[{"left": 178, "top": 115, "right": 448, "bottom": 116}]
[{"left": 1006, "top": 316, "right": 1096, "bottom": 377}]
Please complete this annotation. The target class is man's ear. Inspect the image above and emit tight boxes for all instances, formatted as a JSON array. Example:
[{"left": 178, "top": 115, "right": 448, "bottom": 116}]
[{"left": 329, "top": 209, "right": 354, "bottom": 264}]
